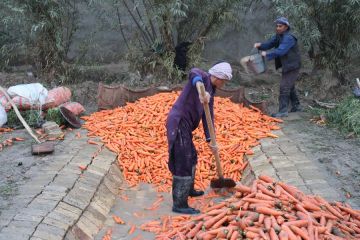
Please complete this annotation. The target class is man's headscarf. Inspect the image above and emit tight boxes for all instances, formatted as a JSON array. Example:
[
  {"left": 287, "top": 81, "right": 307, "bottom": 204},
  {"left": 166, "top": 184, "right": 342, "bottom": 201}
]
[{"left": 208, "top": 62, "right": 232, "bottom": 81}]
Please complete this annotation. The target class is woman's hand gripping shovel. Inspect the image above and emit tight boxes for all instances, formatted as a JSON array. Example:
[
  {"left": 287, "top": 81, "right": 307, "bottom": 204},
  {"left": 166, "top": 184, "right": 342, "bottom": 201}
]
[{"left": 197, "top": 83, "right": 236, "bottom": 189}]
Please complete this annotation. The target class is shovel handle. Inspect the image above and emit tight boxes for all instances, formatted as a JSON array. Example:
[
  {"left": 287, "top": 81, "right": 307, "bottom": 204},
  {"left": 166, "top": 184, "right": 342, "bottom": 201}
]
[
  {"left": 197, "top": 83, "right": 223, "bottom": 178},
  {"left": 0, "top": 86, "right": 41, "bottom": 143}
]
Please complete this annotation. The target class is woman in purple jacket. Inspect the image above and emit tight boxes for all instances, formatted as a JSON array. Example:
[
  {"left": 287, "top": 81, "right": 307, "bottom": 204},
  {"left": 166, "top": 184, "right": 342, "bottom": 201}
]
[{"left": 166, "top": 62, "right": 232, "bottom": 214}]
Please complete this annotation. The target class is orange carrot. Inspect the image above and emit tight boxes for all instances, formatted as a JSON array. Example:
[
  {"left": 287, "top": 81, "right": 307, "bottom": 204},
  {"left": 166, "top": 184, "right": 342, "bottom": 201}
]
[
  {"left": 230, "top": 230, "right": 239, "bottom": 240},
  {"left": 112, "top": 215, "right": 125, "bottom": 224},
  {"left": 186, "top": 222, "right": 203, "bottom": 239},
  {"left": 278, "top": 230, "right": 289, "bottom": 240},
  {"left": 203, "top": 210, "right": 228, "bottom": 229},
  {"left": 289, "top": 225, "right": 310, "bottom": 240},
  {"left": 255, "top": 206, "right": 283, "bottom": 216},
  {"left": 128, "top": 225, "right": 136, "bottom": 235},
  {"left": 281, "top": 225, "right": 297, "bottom": 240},
  {"left": 269, "top": 228, "right": 279, "bottom": 240}
]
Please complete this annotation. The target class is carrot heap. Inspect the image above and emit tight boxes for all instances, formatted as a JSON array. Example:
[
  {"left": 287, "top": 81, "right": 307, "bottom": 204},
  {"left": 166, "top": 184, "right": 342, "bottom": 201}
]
[
  {"left": 82, "top": 92, "right": 281, "bottom": 192},
  {"left": 141, "top": 175, "right": 360, "bottom": 240}
]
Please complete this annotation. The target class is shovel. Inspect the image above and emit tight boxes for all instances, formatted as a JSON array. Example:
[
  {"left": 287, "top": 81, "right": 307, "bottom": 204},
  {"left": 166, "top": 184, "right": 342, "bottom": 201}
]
[
  {"left": 0, "top": 86, "right": 54, "bottom": 155},
  {"left": 198, "top": 83, "right": 236, "bottom": 189}
]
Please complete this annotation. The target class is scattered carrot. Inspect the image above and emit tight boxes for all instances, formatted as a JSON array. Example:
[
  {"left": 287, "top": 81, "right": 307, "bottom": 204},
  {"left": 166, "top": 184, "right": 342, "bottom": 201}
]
[
  {"left": 13, "top": 137, "right": 25, "bottom": 141},
  {"left": 112, "top": 215, "right": 125, "bottom": 224},
  {"left": 78, "top": 165, "right": 87, "bottom": 171},
  {"left": 128, "top": 225, "right": 136, "bottom": 235},
  {"left": 102, "top": 228, "right": 112, "bottom": 240}
]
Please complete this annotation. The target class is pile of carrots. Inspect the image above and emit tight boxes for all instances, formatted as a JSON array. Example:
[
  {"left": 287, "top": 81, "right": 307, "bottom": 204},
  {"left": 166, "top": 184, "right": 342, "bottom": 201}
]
[
  {"left": 140, "top": 175, "right": 360, "bottom": 240},
  {"left": 82, "top": 92, "right": 281, "bottom": 192}
]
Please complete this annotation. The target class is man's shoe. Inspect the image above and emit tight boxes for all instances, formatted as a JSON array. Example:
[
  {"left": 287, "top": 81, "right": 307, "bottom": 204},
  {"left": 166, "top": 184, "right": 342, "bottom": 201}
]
[
  {"left": 271, "top": 111, "right": 288, "bottom": 118},
  {"left": 290, "top": 105, "right": 303, "bottom": 112}
]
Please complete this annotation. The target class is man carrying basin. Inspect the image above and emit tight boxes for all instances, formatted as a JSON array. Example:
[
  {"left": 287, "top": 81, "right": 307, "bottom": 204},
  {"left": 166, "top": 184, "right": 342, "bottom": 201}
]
[
  {"left": 166, "top": 62, "right": 232, "bottom": 214},
  {"left": 254, "top": 17, "right": 302, "bottom": 117}
]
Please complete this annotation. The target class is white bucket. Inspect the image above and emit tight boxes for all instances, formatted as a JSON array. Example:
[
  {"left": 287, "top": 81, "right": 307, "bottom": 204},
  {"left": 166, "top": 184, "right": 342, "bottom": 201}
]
[{"left": 240, "top": 50, "right": 266, "bottom": 74}]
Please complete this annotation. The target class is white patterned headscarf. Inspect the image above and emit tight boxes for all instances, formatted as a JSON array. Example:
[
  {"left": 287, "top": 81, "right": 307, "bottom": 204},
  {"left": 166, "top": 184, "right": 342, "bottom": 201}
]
[{"left": 208, "top": 62, "right": 232, "bottom": 81}]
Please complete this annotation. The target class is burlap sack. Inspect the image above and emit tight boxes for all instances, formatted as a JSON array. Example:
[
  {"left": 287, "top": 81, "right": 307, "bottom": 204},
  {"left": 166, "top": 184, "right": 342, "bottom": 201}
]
[{"left": 97, "top": 82, "right": 266, "bottom": 113}]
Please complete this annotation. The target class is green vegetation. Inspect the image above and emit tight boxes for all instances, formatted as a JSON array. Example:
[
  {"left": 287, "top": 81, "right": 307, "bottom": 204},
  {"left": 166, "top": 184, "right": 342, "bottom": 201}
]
[
  {"left": 0, "top": 0, "right": 80, "bottom": 77},
  {"left": 6, "top": 109, "right": 42, "bottom": 128},
  {"left": 46, "top": 108, "right": 66, "bottom": 126},
  {"left": 273, "top": 0, "right": 360, "bottom": 83},
  {"left": 325, "top": 97, "right": 360, "bottom": 135},
  {"left": 0, "top": 0, "right": 359, "bottom": 87},
  {"left": 92, "top": 0, "right": 250, "bottom": 83},
  {"left": 309, "top": 97, "right": 360, "bottom": 135}
]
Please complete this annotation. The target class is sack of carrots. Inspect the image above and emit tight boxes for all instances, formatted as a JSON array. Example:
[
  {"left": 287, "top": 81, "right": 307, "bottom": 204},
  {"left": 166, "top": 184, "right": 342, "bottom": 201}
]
[
  {"left": 140, "top": 175, "right": 360, "bottom": 240},
  {"left": 82, "top": 92, "right": 282, "bottom": 192}
]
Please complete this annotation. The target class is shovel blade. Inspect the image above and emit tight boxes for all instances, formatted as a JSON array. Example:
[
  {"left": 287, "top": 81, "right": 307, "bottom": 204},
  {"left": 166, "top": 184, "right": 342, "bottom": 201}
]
[
  {"left": 210, "top": 177, "right": 236, "bottom": 189},
  {"left": 32, "top": 142, "right": 55, "bottom": 155}
]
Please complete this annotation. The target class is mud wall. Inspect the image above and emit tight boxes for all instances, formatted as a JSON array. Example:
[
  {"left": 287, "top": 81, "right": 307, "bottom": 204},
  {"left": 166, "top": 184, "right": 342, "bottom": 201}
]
[{"left": 67, "top": 1, "right": 275, "bottom": 65}]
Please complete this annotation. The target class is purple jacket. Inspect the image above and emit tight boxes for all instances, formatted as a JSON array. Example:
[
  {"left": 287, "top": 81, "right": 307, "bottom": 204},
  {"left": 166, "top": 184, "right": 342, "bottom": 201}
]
[{"left": 166, "top": 68, "right": 215, "bottom": 146}]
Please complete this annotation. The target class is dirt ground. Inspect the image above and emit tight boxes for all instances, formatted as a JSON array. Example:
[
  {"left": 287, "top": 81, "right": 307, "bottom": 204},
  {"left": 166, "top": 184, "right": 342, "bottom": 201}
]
[{"left": 0, "top": 129, "right": 40, "bottom": 212}]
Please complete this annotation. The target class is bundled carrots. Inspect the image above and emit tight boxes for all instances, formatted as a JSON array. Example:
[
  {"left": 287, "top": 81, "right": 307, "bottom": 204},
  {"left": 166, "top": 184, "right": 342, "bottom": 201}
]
[
  {"left": 141, "top": 175, "right": 360, "bottom": 240},
  {"left": 82, "top": 92, "right": 281, "bottom": 192}
]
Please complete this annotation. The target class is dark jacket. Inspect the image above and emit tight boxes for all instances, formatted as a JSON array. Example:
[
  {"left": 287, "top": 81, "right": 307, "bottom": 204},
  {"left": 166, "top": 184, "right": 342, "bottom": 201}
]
[
  {"left": 259, "top": 30, "right": 301, "bottom": 73},
  {"left": 166, "top": 68, "right": 215, "bottom": 148}
]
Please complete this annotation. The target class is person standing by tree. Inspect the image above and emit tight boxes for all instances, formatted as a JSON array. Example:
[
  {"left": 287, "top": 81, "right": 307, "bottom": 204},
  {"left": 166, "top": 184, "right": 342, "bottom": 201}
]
[
  {"left": 166, "top": 62, "right": 232, "bottom": 214},
  {"left": 254, "top": 17, "right": 302, "bottom": 117}
]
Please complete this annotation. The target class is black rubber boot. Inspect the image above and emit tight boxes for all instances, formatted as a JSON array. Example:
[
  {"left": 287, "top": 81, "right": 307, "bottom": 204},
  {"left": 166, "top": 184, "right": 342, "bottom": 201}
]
[
  {"left": 172, "top": 176, "right": 200, "bottom": 214},
  {"left": 289, "top": 87, "right": 303, "bottom": 112},
  {"left": 189, "top": 166, "right": 204, "bottom": 197},
  {"left": 271, "top": 94, "right": 289, "bottom": 118}
]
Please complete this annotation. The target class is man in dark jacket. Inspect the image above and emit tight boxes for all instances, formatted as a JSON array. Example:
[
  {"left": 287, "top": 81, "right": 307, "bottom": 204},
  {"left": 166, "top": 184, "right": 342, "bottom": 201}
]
[
  {"left": 254, "top": 17, "right": 302, "bottom": 117},
  {"left": 166, "top": 62, "right": 232, "bottom": 214}
]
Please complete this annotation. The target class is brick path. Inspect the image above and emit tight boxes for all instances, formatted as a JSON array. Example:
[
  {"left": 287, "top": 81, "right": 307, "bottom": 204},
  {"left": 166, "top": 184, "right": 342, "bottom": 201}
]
[
  {"left": 1, "top": 112, "right": 358, "bottom": 240},
  {"left": 0, "top": 129, "right": 120, "bottom": 240}
]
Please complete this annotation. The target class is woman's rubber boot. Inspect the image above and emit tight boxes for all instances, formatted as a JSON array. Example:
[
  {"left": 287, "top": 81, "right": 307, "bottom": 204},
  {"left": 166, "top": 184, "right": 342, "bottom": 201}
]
[
  {"left": 172, "top": 176, "right": 200, "bottom": 214},
  {"left": 271, "top": 94, "right": 289, "bottom": 118},
  {"left": 189, "top": 166, "right": 204, "bottom": 197}
]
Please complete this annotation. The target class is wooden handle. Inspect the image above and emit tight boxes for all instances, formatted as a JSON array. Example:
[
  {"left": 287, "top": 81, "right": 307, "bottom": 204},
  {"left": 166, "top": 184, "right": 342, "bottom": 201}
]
[
  {"left": 0, "top": 86, "right": 41, "bottom": 143},
  {"left": 198, "top": 83, "right": 223, "bottom": 178}
]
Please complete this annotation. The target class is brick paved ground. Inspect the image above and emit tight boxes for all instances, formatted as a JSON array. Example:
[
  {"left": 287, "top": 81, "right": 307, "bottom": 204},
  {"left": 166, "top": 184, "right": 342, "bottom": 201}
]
[
  {"left": 0, "top": 129, "right": 119, "bottom": 240},
  {"left": 1, "top": 112, "right": 358, "bottom": 240},
  {"left": 94, "top": 112, "right": 359, "bottom": 240}
]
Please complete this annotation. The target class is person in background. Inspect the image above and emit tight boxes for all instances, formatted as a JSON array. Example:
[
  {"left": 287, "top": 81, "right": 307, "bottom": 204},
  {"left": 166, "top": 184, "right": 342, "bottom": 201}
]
[
  {"left": 166, "top": 62, "right": 232, "bottom": 214},
  {"left": 254, "top": 17, "right": 302, "bottom": 117}
]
